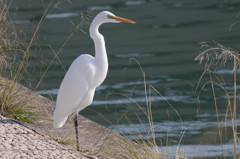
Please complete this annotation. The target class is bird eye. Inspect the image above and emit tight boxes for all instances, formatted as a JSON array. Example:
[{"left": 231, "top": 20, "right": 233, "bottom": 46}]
[{"left": 107, "top": 15, "right": 114, "bottom": 19}]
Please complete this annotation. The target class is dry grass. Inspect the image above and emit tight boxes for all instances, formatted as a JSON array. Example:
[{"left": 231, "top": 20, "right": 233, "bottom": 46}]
[
  {"left": 0, "top": 0, "right": 34, "bottom": 121},
  {"left": 1, "top": 1, "right": 182, "bottom": 158},
  {"left": 195, "top": 41, "right": 240, "bottom": 159},
  {"left": 90, "top": 58, "right": 187, "bottom": 159},
  {"left": 0, "top": 0, "right": 56, "bottom": 122},
  {"left": 104, "top": 42, "right": 240, "bottom": 158},
  {"left": 48, "top": 133, "right": 73, "bottom": 146},
  {"left": 1, "top": 1, "right": 238, "bottom": 158},
  {"left": 0, "top": 0, "right": 20, "bottom": 75},
  {"left": 0, "top": 77, "right": 35, "bottom": 123}
]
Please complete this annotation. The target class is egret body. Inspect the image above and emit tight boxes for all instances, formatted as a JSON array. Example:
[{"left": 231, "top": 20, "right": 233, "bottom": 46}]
[{"left": 53, "top": 11, "right": 135, "bottom": 150}]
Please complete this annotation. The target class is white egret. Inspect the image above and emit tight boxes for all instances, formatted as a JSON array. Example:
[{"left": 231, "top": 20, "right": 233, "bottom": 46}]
[{"left": 53, "top": 11, "right": 135, "bottom": 151}]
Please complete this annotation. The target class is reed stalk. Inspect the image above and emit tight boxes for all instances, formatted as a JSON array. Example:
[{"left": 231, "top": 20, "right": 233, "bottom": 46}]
[{"left": 195, "top": 41, "right": 239, "bottom": 158}]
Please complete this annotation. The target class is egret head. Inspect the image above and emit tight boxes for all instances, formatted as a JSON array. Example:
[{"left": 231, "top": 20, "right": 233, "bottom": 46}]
[{"left": 96, "top": 11, "right": 136, "bottom": 24}]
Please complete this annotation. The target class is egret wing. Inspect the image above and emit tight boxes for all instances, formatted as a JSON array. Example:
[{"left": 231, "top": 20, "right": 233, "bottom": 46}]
[{"left": 53, "top": 55, "right": 95, "bottom": 127}]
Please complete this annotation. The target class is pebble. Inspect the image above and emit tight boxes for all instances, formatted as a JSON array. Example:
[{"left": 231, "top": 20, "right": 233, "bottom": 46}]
[{"left": 0, "top": 115, "right": 96, "bottom": 159}]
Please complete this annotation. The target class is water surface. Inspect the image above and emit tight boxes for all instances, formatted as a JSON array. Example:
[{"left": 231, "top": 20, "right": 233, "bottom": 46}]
[{"left": 11, "top": 0, "right": 240, "bottom": 158}]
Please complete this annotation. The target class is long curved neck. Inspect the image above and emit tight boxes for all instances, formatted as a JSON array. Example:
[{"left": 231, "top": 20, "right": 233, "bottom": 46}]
[{"left": 90, "top": 19, "right": 108, "bottom": 65}]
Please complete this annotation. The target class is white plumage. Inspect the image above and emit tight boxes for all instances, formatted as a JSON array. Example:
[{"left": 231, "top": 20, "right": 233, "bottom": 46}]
[
  {"left": 53, "top": 11, "right": 135, "bottom": 128},
  {"left": 53, "top": 54, "right": 97, "bottom": 128}
]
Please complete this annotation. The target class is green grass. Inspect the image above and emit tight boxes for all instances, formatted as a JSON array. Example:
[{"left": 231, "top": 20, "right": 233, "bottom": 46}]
[{"left": 0, "top": 77, "right": 36, "bottom": 123}]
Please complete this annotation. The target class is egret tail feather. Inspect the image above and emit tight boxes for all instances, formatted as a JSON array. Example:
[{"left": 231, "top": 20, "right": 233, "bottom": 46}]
[{"left": 53, "top": 113, "right": 68, "bottom": 128}]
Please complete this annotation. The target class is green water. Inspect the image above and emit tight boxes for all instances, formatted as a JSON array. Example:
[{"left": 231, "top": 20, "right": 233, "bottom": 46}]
[{"left": 10, "top": 0, "right": 240, "bottom": 158}]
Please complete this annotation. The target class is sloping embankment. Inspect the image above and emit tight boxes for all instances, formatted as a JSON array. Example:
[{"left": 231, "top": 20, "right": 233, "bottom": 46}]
[{"left": 0, "top": 78, "right": 147, "bottom": 159}]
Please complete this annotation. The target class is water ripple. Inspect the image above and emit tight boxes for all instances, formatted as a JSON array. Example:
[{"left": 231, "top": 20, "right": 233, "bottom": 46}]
[
  {"left": 11, "top": 19, "right": 31, "bottom": 24},
  {"left": 45, "top": 12, "right": 79, "bottom": 19},
  {"left": 115, "top": 52, "right": 154, "bottom": 58},
  {"left": 159, "top": 144, "right": 237, "bottom": 158},
  {"left": 88, "top": 5, "right": 112, "bottom": 10},
  {"left": 125, "top": 0, "right": 146, "bottom": 6},
  {"left": 92, "top": 94, "right": 195, "bottom": 106},
  {"left": 214, "top": 69, "right": 240, "bottom": 74},
  {"left": 36, "top": 89, "right": 58, "bottom": 95},
  {"left": 111, "top": 119, "right": 240, "bottom": 138}
]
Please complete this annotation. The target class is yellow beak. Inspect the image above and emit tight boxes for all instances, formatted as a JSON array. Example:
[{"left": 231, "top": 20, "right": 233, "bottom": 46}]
[{"left": 112, "top": 16, "right": 136, "bottom": 24}]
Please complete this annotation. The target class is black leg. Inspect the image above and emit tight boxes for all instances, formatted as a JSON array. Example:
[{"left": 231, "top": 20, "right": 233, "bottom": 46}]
[{"left": 74, "top": 114, "right": 80, "bottom": 151}]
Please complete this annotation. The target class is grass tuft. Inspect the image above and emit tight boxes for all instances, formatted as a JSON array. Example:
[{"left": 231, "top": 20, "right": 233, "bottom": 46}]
[
  {"left": 0, "top": 78, "right": 35, "bottom": 123},
  {"left": 0, "top": 0, "right": 36, "bottom": 122},
  {"left": 48, "top": 133, "right": 73, "bottom": 146}
]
